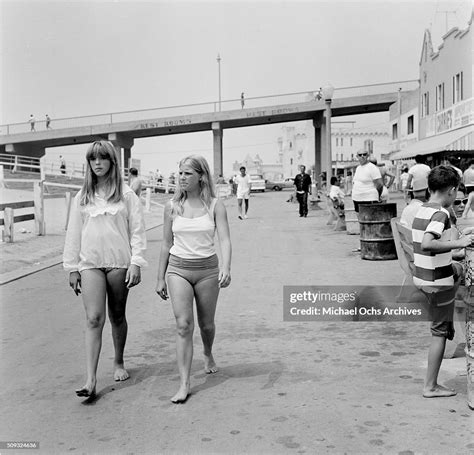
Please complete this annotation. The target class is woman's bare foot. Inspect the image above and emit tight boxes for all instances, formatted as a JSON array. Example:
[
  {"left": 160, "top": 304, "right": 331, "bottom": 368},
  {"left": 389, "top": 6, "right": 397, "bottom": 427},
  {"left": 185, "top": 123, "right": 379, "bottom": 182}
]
[
  {"left": 113, "top": 363, "right": 130, "bottom": 382},
  {"left": 171, "top": 383, "right": 190, "bottom": 403},
  {"left": 75, "top": 379, "right": 96, "bottom": 397},
  {"left": 423, "top": 384, "right": 457, "bottom": 398},
  {"left": 204, "top": 353, "right": 218, "bottom": 374}
]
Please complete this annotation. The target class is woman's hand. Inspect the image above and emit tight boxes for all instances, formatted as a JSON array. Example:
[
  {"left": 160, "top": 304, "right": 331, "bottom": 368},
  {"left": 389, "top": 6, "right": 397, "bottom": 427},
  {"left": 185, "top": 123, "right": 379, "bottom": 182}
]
[
  {"left": 218, "top": 269, "right": 231, "bottom": 288},
  {"left": 69, "top": 271, "right": 82, "bottom": 296},
  {"left": 125, "top": 264, "right": 141, "bottom": 289},
  {"left": 156, "top": 278, "right": 169, "bottom": 300}
]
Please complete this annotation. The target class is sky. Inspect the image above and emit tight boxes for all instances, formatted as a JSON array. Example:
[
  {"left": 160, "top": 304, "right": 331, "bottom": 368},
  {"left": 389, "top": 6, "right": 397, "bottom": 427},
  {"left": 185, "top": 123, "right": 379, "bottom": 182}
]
[{"left": 1, "top": 0, "right": 472, "bottom": 177}]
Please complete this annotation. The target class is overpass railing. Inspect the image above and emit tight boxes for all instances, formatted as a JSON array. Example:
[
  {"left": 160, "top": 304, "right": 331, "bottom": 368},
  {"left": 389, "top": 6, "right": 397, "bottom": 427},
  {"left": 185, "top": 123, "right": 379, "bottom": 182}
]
[{"left": 0, "top": 79, "right": 418, "bottom": 136}]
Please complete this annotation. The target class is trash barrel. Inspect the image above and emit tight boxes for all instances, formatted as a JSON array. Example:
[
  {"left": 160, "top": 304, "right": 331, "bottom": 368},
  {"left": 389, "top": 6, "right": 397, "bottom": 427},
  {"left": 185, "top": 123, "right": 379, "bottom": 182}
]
[{"left": 359, "top": 203, "right": 397, "bottom": 260}]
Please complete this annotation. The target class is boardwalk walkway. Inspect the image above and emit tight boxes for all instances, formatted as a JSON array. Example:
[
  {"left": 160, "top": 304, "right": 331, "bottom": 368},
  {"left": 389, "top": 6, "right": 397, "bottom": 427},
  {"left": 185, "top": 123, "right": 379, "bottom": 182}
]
[{"left": 1, "top": 190, "right": 471, "bottom": 454}]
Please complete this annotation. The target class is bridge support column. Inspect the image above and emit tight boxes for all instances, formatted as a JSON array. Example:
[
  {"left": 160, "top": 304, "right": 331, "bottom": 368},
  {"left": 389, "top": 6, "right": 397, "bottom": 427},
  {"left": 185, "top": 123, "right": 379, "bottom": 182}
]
[
  {"left": 320, "top": 119, "right": 330, "bottom": 187},
  {"left": 108, "top": 133, "right": 134, "bottom": 174},
  {"left": 212, "top": 122, "right": 223, "bottom": 179},
  {"left": 312, "top": 114, "right": 323, "bottom": 190}
]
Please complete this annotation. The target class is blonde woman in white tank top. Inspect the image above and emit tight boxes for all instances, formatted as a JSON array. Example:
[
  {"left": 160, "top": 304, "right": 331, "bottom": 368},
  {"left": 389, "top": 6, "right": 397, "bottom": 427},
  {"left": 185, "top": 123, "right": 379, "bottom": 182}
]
[{"left": 156, "top": 155, "right": 232, "bottom": 403}]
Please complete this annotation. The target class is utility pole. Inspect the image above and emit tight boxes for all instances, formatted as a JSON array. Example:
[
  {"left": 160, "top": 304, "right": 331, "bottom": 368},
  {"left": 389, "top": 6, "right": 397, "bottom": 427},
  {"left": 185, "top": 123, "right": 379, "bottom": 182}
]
[{"left": 217, "top": 53, "right": 222, "bottom": 112}]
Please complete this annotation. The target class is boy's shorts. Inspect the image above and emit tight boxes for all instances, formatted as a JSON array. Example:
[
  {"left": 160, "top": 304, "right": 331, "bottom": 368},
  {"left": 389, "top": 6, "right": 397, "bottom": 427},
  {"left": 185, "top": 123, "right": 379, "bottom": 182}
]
[
  {"left": 418, "top": 262, "right": 463, "bottom": 340},
  {"left": 237, "top": 191, "right": 250, "bottom": 200}
]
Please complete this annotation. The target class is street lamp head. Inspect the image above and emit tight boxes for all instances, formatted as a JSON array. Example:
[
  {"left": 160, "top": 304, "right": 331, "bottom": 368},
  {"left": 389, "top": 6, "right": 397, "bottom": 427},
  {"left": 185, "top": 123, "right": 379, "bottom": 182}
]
[
  {"left": 217, "top": 53, "right": 221, "bottom": 62},
  {"left": 322, "top": 84, "right": 334, "bottom": 101}
]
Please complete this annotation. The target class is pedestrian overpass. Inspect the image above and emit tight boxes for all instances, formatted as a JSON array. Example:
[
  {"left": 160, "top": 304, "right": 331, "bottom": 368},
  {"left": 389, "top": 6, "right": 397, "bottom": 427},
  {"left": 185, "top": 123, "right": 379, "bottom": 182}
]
[{"left": 0, "top": 80, "right": 418, "bottom": 178}]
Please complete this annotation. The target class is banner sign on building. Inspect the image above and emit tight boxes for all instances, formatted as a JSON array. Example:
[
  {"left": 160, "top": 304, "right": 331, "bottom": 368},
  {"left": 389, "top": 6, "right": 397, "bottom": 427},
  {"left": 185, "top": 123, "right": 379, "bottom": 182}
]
[{"left": 426, "top": 97, "right": 474, "bottom": 137}]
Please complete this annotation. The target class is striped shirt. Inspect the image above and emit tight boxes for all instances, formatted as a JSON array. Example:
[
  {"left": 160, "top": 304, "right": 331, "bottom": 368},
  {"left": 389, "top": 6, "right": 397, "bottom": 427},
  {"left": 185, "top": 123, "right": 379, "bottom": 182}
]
[{"left": 412, "top": 203, "right": 454, "bottom": 291}]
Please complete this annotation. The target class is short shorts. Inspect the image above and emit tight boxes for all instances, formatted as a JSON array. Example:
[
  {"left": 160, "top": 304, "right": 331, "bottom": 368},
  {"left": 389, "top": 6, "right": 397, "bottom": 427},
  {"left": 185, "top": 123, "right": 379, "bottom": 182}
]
[
  {"left": 237, "top": 191, "right": 250, "bottom": 200},
  {"left": 166, "top": 254, "right": 219, "bottom": 287}
]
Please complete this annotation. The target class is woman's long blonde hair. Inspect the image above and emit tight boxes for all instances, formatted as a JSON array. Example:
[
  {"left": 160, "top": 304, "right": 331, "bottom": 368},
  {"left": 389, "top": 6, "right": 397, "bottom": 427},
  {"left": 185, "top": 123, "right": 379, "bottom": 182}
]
[
  {"left": 80, "top": 140, "right": 123, "bottom": 206},
  {"left": 171, "top": 155, "right": 216, "bottom": 217}
]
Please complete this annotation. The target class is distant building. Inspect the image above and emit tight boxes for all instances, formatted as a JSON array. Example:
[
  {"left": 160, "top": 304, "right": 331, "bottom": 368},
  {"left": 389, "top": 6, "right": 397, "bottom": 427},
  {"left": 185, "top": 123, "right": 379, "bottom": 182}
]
[
  {"left": 278, "top": 122, "right": 389, "bottom": 179},
  {"left": 390, "top": 11, "right": 473, "bottom": 167},
  {"left": 278, "top": 124, "right": 313, "bottom": 178},
  {"left": 332, "top": 125, "right": 390, "bottom": 163},
  {"left": 232, "top": 153, "right": 284, "bottom": 181},
  {"left": 388, "top": 89, "right": 420, "bottom": 158}
]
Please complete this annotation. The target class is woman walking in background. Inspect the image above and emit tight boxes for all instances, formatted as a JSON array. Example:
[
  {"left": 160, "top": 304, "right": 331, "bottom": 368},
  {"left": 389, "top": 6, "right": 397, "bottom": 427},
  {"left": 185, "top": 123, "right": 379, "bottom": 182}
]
[
  {"left": 155, "top": 155, "right": 232, "bottom": 403},
  {"left": 63, "top": 140, "right": 147, "bottom": 398}
]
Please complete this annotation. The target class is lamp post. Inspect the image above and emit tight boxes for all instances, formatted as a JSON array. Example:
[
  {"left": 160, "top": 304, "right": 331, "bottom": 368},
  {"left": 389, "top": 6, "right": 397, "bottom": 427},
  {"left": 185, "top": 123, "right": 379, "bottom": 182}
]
[
  {"left": 217, "top": 53, "right": 222, "bottom": 112},
  {"left": 322, "top": 84, "right": 334, "bottom": 184}
]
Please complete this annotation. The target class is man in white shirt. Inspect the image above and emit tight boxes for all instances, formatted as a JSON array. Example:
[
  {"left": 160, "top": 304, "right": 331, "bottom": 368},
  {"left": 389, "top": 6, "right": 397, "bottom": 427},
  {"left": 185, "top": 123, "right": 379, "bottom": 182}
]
[
  {"left": 234, "top": 166, "right": 251, "bottom": 219},
  {"left": 29, "top": 114, "right": 36, "bottom": 132},
  {"left": 400, "top": 198, "right": 423, "bottom": 228},
  {"left": 351, "top": 151, "right": 383, "bottom": 212},
  {"left": 407, "top": 155, "right": 431, "bottom": 202}
]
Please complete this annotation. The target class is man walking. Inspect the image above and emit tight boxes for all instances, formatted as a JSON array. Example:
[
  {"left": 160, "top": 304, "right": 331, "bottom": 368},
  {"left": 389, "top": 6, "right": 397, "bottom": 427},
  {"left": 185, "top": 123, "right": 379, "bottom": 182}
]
[
  {"left": 294, "top": 165, "right": 312, "bottom": 217},
  {"left": 59, "top": 155, "right": 66, "bottom": 174},
  {"left": 29, "top": 114, "right": 36, "bottom": 132},
  {"left": 241, "top": 92, "right": 245, "bottom": 109},
  {"left": 235, "top": 166, "right": 251, "bottom": 219}
]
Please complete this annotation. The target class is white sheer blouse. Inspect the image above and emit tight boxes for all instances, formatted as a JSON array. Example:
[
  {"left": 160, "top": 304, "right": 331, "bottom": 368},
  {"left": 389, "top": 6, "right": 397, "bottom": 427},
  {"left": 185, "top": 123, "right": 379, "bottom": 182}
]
[{"left": 63, "top": 185, "right": 147, "bottom": 273}]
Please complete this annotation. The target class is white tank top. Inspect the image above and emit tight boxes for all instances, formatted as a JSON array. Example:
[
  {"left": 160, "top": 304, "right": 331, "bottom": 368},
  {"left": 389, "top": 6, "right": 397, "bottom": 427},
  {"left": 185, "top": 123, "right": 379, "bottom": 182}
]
[{"left": 169, "top": 199, "right": 217, "bottom": 259}]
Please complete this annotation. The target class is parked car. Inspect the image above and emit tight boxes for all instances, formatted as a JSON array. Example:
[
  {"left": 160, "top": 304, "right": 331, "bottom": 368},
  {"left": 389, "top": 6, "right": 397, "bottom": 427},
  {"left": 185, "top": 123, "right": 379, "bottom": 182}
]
[
  {"left": 265, "top": 178, "right": 294, "bottom": 191},
  {"left": 249, "top": 174, "right": 266, "bottom": 192}
]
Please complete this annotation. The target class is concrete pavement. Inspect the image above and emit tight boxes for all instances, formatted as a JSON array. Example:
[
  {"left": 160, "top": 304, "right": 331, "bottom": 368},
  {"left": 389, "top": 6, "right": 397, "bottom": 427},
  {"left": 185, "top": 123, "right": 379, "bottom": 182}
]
[{"left": 1, "top": 190, "right": 473, "bottom": 454}]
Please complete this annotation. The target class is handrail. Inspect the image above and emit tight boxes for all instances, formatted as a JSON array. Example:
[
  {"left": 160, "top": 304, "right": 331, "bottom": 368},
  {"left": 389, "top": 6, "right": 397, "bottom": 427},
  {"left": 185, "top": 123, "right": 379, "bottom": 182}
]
[{"left": 0, "top": 79, "right": 419, "bottom": 135}]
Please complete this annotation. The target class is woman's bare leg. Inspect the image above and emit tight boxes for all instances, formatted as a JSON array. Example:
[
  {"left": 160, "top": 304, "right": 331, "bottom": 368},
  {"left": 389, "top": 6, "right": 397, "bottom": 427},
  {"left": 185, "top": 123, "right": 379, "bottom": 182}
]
[
  {"left": 167, "top": 274, "right": 195, "bottom": 403},
  {"left": 106, "top": 268, "right": 130, "bottom": 381},
  {"left": 78, "top": 269, "right": 107, "bottom": 396},
  {"left": 194, "top": 275, "right": 220, "bottom": 374}
]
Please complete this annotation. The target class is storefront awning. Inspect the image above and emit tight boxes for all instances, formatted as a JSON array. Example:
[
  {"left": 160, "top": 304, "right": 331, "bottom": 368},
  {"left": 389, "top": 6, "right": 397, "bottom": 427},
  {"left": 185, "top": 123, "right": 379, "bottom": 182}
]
[{"left": 390, "top": 125, "right": 474, "bottom": 160}]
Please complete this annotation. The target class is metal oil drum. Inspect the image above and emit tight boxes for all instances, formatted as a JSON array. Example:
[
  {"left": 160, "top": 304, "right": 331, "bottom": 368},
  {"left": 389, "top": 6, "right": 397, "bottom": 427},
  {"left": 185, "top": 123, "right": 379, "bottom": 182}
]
[{"left": 358, "top": 203, "right": 397, "bottom": 260}]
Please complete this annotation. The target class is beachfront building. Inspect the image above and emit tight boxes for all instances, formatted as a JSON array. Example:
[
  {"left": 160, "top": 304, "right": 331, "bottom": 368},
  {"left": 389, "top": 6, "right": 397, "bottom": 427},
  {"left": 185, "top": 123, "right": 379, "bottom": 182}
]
[
  {"left": 390, "top": 12, "right": 473, "bottom": 167},
  {"left": 388, "top": 89, "right": 420, "bottom": 159},
  {"left": 332, "top": 125, "right": 390, "bottom": 163},
  {"left": 278, "top": 122, "right": 390, "bottom": 179}
]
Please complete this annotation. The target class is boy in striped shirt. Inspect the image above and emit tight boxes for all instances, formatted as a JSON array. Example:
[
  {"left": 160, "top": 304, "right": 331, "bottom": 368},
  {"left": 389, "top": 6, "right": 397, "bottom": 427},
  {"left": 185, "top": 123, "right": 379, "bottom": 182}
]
[{"left": 412, "top": 165, "right": 474, "bottom": 398}]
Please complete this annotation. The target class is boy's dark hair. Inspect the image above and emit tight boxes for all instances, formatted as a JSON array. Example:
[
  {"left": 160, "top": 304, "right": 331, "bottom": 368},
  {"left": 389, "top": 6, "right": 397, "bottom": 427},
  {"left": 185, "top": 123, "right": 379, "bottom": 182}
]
[
  {"left": 129, "top": 167, "right": 138, "bottom": 176},
  {"left": 414, "top": 154, "right": 426, "bottom": 164},
  {"left": 469, "top": 159, "right": 474, "bottom": 166},
  {"left": 447, "top": 156, "right": 458, "bottom": 166},
  {"left": 427, "top": 165, "right": 460, "bottom": 192},
  {"left": 330, "top": 176, "right": 338, "bottom": 185},
  {"left": 240, "top": 166, "right": 246, "bottom": 171}
]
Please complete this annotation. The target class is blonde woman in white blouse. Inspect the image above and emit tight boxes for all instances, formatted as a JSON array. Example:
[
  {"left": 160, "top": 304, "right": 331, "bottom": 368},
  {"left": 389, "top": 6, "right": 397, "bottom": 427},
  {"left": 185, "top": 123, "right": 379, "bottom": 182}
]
[
  {"left": 156, "top": 155, "right": 232, "bottom": 403},
  {"left": 63, "top": 141, "right": 147, "bottom": 398}
]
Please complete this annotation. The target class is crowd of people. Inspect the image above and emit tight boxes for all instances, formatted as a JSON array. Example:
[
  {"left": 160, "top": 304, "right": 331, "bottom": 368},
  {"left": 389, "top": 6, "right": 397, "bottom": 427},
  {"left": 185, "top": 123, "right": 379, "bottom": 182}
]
[
  {"left": 62, "top": 141, "right": 474, "bottom": 403},
  {"left": 345, "top": 152, "right": 474, "bottom": 398}
]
